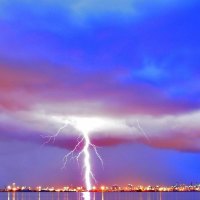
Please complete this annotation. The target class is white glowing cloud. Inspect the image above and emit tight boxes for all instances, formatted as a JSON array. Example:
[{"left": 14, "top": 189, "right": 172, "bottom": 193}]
[{"left": 1, "top": 103, "right": 200, "bottom": 152}]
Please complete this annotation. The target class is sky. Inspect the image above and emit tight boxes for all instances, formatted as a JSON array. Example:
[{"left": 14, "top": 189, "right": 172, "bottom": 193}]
[{"left": 0, "top": 0, "right": 200, "bottom": 187}]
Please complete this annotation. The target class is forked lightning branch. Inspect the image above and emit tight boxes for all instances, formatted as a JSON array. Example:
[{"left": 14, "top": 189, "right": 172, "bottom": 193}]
[{"left": 43, "top": 118, "right": 104, "bottom": 200}]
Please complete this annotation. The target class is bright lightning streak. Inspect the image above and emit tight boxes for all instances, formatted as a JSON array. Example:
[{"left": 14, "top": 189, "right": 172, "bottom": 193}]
[
  {"left": 83, "top": 131, "right": 92, "bottom": 191},
  {"left": 43, "top": 118, "right": 104, "bottom": 200}
]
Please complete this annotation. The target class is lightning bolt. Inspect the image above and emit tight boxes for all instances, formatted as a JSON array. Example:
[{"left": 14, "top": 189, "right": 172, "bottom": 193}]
[
  {"left": 43, "top": 119, "right": 103, "bottom": 200},
  {"left": 126, "top": 119, "right": 150, "bottom": 142},
  {"left": 136, "top": 119, "right": 150, "bottom": 142},
  {"left": 83, "top": 131, "right": 92, "bottom": 190},
  {"left": 42, "top": 123, "right": 68, "bottom": 145}
]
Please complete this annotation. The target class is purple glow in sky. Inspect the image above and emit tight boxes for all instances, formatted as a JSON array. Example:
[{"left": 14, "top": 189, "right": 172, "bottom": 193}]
[{"left": 0, "top": 0, "right": 200, "bottom": 187}]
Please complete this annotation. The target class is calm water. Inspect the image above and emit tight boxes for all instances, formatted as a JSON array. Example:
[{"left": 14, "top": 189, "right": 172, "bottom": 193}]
[{"left": 1, "top": 192, "right": 200, "bottom": 200}]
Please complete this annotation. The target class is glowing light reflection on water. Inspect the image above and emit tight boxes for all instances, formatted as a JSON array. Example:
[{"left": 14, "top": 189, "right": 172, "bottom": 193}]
[{"left": 1, "top": 192, "right": 200, "bottom": 200}]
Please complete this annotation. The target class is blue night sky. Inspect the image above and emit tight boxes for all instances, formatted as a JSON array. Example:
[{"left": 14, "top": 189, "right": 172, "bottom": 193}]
[{"left": 0, "top": 0, "right": 200, "bottom": 187}]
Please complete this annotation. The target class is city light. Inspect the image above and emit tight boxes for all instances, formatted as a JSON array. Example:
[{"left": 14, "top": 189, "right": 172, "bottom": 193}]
[{"left": 2, "top": 182, "right": 200, "bottom": 193}]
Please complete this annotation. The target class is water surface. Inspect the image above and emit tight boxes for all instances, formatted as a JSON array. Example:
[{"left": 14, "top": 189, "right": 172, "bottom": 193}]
[{"left": 1, "top": 192, "right": 200, "bottom": 200}]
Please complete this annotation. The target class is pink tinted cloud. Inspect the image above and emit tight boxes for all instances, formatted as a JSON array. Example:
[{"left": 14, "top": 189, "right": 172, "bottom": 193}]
[
  {"left": 1, "top": 64, "right": 200, "bottom": 154},
  {"left": 138, "top": 133, "right": 200, "bottom": 153},
  {"left": 0, "top": 64, "right": 195, "bottom": 116}
]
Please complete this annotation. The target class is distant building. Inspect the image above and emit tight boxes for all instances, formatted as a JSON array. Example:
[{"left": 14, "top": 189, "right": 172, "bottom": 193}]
[
  {"left": 127, "top": 184, "right": 133, "bottom": 190},
  {"left": 112, "top": 185, "right": 120, "bottom": 191}
]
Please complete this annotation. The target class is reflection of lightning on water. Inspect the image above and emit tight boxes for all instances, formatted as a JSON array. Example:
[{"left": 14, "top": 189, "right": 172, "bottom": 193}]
[{"left": 43, "top": 120, "right": 103, "bottom": 200}]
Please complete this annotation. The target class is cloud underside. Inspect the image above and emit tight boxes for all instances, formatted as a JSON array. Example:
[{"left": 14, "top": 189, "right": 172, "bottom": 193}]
[
  {"left": 0, "top": 0, "right": 200, "bottom": 153},
  {"left": 0, "top": 66, "right": 200, "bottom": 153}
]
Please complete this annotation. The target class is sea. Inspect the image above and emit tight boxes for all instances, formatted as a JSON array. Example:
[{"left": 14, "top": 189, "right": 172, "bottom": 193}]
[{"left": 1, "top": 192, "right": 200, "bottom": 200}]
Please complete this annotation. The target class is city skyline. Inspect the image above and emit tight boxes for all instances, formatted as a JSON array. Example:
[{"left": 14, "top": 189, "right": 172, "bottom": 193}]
[
  {"left": 2, "top": 182, "right": 200, "bottom": 192},
  {"left": 0, "top": 0, "right": 200, "bottom": 188}
]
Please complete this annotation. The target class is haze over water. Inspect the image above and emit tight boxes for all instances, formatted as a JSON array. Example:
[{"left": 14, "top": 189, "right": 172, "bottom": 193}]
[{"left": 2, "top": 192, "right": 200, "bottom": 200}]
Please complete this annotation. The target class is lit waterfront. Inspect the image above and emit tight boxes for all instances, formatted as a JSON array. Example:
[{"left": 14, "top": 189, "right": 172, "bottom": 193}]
[{"left": 2, "top": 183, "right": 200, "bottom": 193}]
